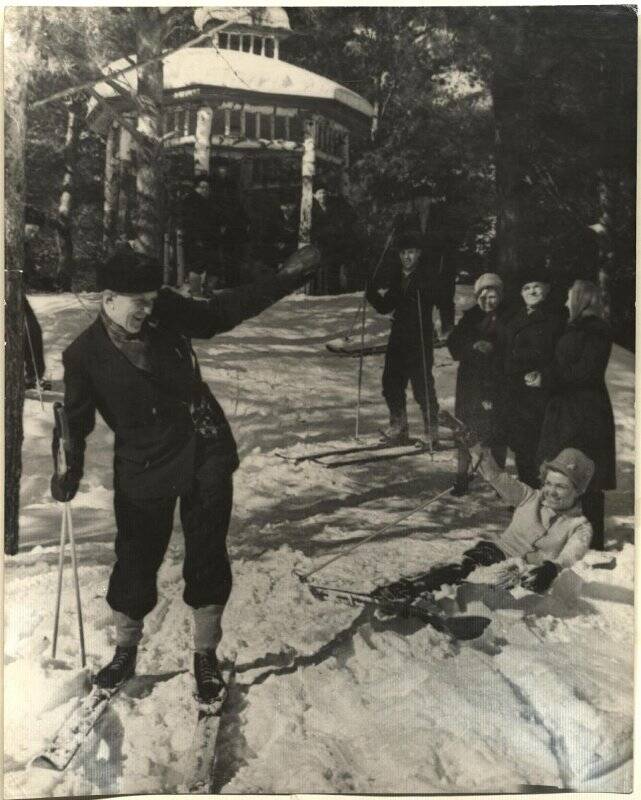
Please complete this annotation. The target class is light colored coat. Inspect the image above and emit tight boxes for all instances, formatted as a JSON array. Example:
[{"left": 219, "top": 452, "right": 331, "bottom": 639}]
[{"left": 480, "top": 464, "right": 592, "bottom": 569}]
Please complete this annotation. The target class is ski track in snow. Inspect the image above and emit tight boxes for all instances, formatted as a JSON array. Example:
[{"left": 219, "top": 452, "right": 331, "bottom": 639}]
[{"left": 4, "top": 290, "right": 634, "bottom": 796}]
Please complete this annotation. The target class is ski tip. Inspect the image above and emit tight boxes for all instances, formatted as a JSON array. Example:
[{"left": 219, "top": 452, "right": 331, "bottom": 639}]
[{"left": 30, "top": 754, "right": 65, "bottom": 771}]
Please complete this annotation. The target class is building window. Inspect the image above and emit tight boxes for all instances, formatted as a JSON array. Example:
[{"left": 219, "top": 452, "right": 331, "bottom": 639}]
[
  {"left": 274, "top": 115, "right": 287, "bottom": 140},
  {"left": 230, "top": 109, "right": 242, "bottom": 136},
  {"left": 289, "top": 116, "right": 303, "bottom": 142},
  {"left": 242, "top": 35, "right": 251, "bottom": 53},
  {"left": 245, "top": 112, "right": 257, "bottom": 139},
  {"left": 229, "top": 34, "right": 240, "bottom": 51},
  {"left": 259, "top": 113, "right": 271, "bottom": 140},
  {"left": 253, "top": 36, "right": 262, "bottom": 55},
  {"left": 212, "top": 109, "right": 225, "bottom": 136},
  {"left": 219, "top": 32, "right": 228, "bottom": 49},
  {"left": 265, "top": 38, "right": 274, "bottom": 58}
]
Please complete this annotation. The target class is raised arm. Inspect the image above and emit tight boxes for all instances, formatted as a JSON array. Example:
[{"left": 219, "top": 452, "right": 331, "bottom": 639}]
[
  {"left": 155, "top": 246, "right": 321, "bottom": 339},
  {"left": 469, "top": 443, "right": 534, "bottom": 508}
]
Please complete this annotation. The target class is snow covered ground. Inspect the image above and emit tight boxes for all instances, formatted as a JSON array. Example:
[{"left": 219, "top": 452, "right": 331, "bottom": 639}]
[{"left": 4, "top": 289, "right": 635, "bottom": 797}]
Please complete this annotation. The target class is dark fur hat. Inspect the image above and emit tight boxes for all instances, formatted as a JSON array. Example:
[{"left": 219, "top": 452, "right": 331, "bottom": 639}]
[
  {"left": 396, "top": 230, "right": 424, "bottom": 251},
  {"left": 98, "top": 243, "right": 163, "bottom": 293}
]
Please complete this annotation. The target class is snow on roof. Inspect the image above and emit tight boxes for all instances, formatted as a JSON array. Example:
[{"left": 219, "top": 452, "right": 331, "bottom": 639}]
[
  {"left": 193, "top": 7, "right": 292, "bottom": 33},
  {"left": 90, "top": 49, "right": 374, "bottom": 121}
]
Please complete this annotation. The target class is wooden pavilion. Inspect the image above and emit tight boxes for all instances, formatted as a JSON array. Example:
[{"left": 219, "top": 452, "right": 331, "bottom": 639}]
[{"left": 87, "top": 6, "right": 374, "bottom": 283}]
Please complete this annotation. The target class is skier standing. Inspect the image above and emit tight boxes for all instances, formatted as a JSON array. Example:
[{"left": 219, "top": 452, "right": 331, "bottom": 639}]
[
  {"left": 50, "top": 243, "right": 321, "bottom": 703},
  {"left": 366, "top": 231, "right": 442, "bottom": 446}
]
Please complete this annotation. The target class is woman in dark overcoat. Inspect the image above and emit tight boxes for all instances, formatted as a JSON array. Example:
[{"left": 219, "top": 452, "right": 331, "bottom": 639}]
[
  {"left": 538, "top": 280, "right": 616, "bottom": 550},
  {"left": 501, "top": 269, "right": 567, "bottom": 487},
  {"left": 447, "top": 272, "right": 507, "bottom": 495}
]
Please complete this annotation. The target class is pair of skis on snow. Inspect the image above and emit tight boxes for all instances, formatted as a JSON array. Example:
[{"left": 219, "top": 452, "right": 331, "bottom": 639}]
[
  {"left": 30, "top": 662, "right": 236, "bottom": 793},
  {"left": 276, "top": 410, "right": 464, "bottom": 468}
]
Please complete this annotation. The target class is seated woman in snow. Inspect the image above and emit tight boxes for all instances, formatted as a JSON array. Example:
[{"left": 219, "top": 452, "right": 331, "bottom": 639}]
[{"left": 374, "top": 441, "right": 595, "bottom": 601}]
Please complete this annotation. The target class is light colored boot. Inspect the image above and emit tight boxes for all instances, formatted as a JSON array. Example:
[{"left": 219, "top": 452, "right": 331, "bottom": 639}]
[{"left": 381, "top": 410, "right": 409, "bottom": 444}]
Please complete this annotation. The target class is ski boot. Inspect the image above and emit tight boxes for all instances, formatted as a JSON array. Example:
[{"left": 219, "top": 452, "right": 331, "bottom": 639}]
[
  {"left": 94, "top": 645, "right": 137, "bottom": 691},
  {"left": 380, "top": 411, "right": 410, "bottom": 445},
  {"left": 194, "top": 649, "right": 227, "bottom": 710}
]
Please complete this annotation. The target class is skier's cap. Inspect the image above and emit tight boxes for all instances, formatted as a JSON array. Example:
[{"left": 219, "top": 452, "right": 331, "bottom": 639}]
[
  {"left": 396, "top": 231, "right": 424, "bottom": 251},
  {"left": 540, "top": 448, "right": 595, "bottom": 496},
  {"left": 474, "top": 272, "right": 503, "bottom": 297},
  {"left": 98, "top": 243, "right": 163, "bottom": 294}
]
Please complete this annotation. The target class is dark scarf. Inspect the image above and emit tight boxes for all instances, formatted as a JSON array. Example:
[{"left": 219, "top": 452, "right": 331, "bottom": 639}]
[{"left": 100, "top": 307, "right": 153, "bottom": 373}]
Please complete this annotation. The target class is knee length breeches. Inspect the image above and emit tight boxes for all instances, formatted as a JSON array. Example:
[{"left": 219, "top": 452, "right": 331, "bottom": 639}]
[{"left": 107, "top": 456, "right": 234, "bottom": 621}]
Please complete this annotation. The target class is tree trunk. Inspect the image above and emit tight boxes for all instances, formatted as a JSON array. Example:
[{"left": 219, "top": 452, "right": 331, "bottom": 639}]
[
  {"left": 133, "top": 8, "right": 164, "bottom": 259},
  {"left": 102, "top": 121, "right": 120, "bottom": 252},
  {"left": 488, "top": 11, "right": 530, "bottom": 297},
  {"left": 4, "top": 9, "right": 36, "bottom": 554},
  {"left": 56, "top": 97, "right": 82, "bottom": 290}
]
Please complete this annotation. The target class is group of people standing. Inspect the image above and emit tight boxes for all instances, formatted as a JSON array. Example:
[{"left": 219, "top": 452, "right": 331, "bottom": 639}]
[
  {"left": 447, "top": 266, "right": 615, "bottom": 552},
  {"left": 366, "top": 229, "right": 616, "bottom": 552}
]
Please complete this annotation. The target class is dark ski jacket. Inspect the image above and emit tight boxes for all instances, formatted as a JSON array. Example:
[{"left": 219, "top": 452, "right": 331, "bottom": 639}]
[
  {"left": 366, "top": 262, "right": 438, "bottom": 364},
  {"left": 61, "top": 278, "right": 292, "bottom": 500},
  {"left": 500, "top": 300, "right": 567, "bottom": 449},
  {"left": 447, "top": 303, "right": 506, "bottom": 441},
  {"left": 538, "top": 315, "right": 616, "bottom": 491}
]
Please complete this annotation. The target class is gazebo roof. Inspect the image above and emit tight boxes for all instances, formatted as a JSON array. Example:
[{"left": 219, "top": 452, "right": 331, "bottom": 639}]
[
  {"left": 87, "top": 48, "right": 374, "bottom": 131},
  {"left": 193, "top": 6, "right": 292, "bottom": 35}
]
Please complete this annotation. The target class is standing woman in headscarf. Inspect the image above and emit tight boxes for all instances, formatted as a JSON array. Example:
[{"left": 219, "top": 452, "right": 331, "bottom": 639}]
[
  {"left": 537, "top": 280, "right": 616, "bottom": 550},
  {"left": 447, "top": 273, "right": 507, "bottom": 496}
]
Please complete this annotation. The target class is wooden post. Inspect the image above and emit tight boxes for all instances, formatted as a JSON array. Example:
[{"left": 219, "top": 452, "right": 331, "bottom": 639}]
[
  {"left": 194, "top": 106, "right": 213, "bottom": 176},
  {"left": 274, "top": 38, "right": 280, "bottom": 59},
  {"left": 117, "top": 126, "right": 133, "bottom": 239},
  {"left": 340, "top": 130, "right": 350, "bottom": 197},
  {"left": 176, "top": 227, "right": 185, "bottom": 286},
  {"left": 56, "top": 97, "right": 82, "bottom": 289},
  {"left": 298, "top": 117, "right": 316, "bottom": 293},
  {"left": 163, "top": 231, "right": 171, "bottom": 285},
  {"left": 103, "top": 122, "right": 120, "bottom": 251}
]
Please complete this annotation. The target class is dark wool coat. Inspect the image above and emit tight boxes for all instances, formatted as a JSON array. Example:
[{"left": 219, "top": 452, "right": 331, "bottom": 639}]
[
  {"left": 447, "top": 304, "right": 505, "bottom": 442},
  {"left": 62, "top": 280, "right": 287, "bottom": 500},
  {"left": 538, "top": 315, "right": 616, "bottom": 491},
  {"left": 366, "top": 261, "right": 436, "bottom": 368},
  {"left": 501, "top": 300, "right": 567, "bottom": 451}
]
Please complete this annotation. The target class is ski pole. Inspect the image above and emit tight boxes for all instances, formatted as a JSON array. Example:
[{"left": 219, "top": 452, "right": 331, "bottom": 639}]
[
  {"left": 295, "top": 482, "right": 458, "bottom": 583},
  {"left": 354, "top": 293, "right": 367, "bottom": 439},
  {"left": 51, "top": 500, "right": 67, "bottom": 660},
  {"left": 65, "top": 502, "right": 86, "bottom": 668},
  {"left": 24, "top": 319, "right": 45, "bottom": 410},
  {"left": 416, "top": 290, "right": 434, "bottom": 460}
]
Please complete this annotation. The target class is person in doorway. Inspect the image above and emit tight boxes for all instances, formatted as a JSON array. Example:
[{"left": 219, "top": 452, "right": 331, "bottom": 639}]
[
  {"left": 310, "top": 182, "right": 357, "bottom": 294},
  {"left": 50, "top": 242, "right": 321, "bottom": 704},
  {"left": 373, "top": 441, "right": 595, "bottom": 602},
  {"left": 537, "top": 280, "right": 616, "bottom": 550},
  {"left": 501, "top": 267, "right": 566, "bottom": 487},
  {"left": 180, "top": 177, "right": 223, "bottom": 296},
  {"left": 447, "top": 272, "right": 507, "bottom": 496},
  {"left": 366, "top": 231, "right": 444, "bottom": 447},
  {"left": 211, "top": 163, "right": 250, "bottom": 288},
  {"left": 261, "top": 197, "right": 299, "bottom": 271}
]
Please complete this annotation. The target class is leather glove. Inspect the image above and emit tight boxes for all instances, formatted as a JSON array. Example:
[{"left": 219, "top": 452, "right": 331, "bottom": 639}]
[
  {"left": 520, "top": 561, "right": 559, "bottom": 593},
  {"left": 277, "top": 245, "right": 322, "bottom": 290},
  {"left": 463, "top": 540, "right": 507, "bottom": 567},
  {"left": 371, "top": 578, "right": 417, "bottom": 605},
  {"left": 50, "top": 472, "right": 79, "bottom": 502}
]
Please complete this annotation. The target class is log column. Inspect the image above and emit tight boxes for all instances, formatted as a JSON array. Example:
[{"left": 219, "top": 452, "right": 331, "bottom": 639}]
[
  {"left": 103, "top": 121, "right": 120, "bottom": 251},
  {"left": 298, "top": 117, "right": 316, "bottom": 294},
  {"left": 194, "top": 106, "right": 213, "bottom": 176},
  {"left": 117, "top": 127, "right": 133, "bottom": 240}
]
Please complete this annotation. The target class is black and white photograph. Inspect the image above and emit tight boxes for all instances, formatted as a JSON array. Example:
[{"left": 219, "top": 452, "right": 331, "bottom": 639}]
[{"left": 4, "top": 4, "right": 636, "bottom": 796}]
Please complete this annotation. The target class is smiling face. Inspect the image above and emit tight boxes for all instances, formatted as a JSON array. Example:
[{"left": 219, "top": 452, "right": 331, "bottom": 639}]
[
  {"left": 541, "top": 468, "right": 579, "bottom": 512},
  {"left": 399, "top": 247, "right": 421, "bottom": 274},
  {"left": 521, "top": 281, "right": 549, "bottom": 309},
  {"left": 478, "top": 287, "right": 500, "bottom": 313},
  {"left": 103, "top": 290, "right": 158, "bottom": 334},
  {"left": 195, "top": 180, "right": 210, "bottom": 199}
]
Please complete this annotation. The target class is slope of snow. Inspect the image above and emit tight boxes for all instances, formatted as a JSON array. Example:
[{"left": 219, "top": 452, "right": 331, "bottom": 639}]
[{"left": 4, "top": 290, "right": 634, "bottom": 796}]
